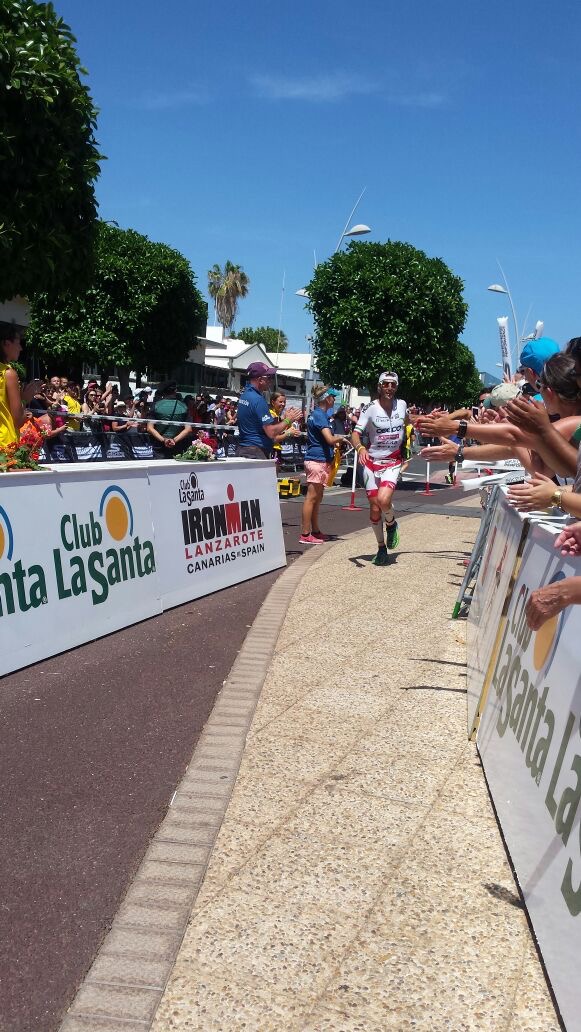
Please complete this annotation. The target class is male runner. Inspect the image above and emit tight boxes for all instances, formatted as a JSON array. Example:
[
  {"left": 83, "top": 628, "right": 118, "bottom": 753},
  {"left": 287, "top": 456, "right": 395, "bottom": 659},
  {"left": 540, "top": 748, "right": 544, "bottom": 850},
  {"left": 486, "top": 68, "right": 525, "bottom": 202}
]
[{"left": 351, "top": 371, "right": 408, "bottom": 566}]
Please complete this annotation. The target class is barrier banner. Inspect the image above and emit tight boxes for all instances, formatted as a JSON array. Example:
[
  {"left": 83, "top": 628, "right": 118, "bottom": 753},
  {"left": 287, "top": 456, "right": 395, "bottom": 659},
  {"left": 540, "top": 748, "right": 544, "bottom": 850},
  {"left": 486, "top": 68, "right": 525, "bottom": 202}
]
[
  {"left": 148, "top": 459, "right": 286, "bottom": 609},
  {"left": 0, "top": 459, "right": 286, "bottom": 677},
  {"left": 0, "top": 467, "right": 161, "bottom": 676},
  {"left": 129, "top": 434, "right": 154, "bottom": 460},
  {"left": 466, "top": 490, "right": 526, "bottom": 734},
  {"left": 477, "top": 524, "right": 581, "bottom": 1032},
  {"left": 38, "top": 431, "right": 154, "bottom": 464},
  {"left": 69, "top": 431, "right": 104, "bottom": 462}
]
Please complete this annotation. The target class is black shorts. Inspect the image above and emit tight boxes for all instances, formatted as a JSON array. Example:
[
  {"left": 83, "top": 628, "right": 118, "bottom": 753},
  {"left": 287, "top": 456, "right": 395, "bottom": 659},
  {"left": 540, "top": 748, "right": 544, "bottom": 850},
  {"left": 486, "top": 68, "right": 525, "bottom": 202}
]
[{"left": 235, "top": 443, "right": 272, "bottom": 460}]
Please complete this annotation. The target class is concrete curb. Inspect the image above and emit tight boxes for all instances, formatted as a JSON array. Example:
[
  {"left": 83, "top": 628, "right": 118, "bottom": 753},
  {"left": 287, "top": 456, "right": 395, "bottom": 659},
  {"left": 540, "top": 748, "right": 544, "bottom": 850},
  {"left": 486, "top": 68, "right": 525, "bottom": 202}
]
[{"left": 58, "top": 540, "right": 337, "bottom": 1032}]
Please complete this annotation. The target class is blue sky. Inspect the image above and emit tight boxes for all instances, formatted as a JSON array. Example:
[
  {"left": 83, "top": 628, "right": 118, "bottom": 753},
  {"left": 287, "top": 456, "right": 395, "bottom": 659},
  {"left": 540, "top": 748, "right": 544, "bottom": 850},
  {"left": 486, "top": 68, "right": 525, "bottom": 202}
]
[{"left": 59, "top": 0, "right": 581, "bottom": 375}]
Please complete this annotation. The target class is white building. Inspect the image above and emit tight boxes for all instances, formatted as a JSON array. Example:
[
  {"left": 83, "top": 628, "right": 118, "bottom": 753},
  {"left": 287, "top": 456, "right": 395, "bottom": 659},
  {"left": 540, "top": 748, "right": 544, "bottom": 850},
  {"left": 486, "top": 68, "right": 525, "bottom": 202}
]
[
  {"left": 0, "top": 296, "right": 29, "bottom": 331},
  {"left": 203, "top": 331, "right": 320, "bottom": 408}
]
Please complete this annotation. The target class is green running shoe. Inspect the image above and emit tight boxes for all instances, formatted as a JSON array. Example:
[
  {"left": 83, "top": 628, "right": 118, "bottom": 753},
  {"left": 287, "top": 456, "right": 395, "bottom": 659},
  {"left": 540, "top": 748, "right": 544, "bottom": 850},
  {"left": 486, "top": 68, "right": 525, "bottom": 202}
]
[
  {"left": 386, "top": 520, "right": 400, "bottom": 550},
  {"left": 372, "top": 545, "right": 389, "bottom": 566}
]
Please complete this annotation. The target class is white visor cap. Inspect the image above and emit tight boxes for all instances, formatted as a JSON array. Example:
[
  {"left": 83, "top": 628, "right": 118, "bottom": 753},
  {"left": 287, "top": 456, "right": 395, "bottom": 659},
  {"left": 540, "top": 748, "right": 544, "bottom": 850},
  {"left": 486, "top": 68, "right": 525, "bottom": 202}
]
[{"left": 378, "top": 371, "right": 398, "bottom": 385}]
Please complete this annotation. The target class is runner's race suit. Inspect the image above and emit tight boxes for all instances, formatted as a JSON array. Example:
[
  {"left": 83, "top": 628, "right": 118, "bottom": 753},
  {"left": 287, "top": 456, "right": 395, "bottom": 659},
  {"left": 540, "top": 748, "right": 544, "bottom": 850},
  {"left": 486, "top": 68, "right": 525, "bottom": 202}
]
[{"left": 354, "top": 399, "right": 407, "bottom": 496}]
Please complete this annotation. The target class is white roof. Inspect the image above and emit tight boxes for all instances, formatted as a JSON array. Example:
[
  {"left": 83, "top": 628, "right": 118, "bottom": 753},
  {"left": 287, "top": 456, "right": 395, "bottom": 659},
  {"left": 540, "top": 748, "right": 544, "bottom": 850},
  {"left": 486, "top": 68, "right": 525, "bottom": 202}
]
[
  {"left": 205, "top": 339, "right": 249, "bottom": 360},
  {"left": 267, "top": 351, "right": 314, "bottom": 372}
]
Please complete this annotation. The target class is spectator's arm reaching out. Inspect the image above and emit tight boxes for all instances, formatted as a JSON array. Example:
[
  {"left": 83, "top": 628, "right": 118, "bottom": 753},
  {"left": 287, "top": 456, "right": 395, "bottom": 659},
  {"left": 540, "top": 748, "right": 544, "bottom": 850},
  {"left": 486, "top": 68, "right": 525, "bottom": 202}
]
[
  {"left": 554, "top": 521, "right": 581, "bottom": 557},
  {"left": 505, "top": 398, "right": 579, "bottom": 478},
  {"left": 526, "top": 576, "right": 581, "bottom": 630},
  {"left": 508, "top": 475, "right": 581, "bottom": 516},
  {"left": 417, "top": 411, "right": 522, "bottom": 445},
  {"left": 421, "top": 438, "right": 535, "bottom": 473}
]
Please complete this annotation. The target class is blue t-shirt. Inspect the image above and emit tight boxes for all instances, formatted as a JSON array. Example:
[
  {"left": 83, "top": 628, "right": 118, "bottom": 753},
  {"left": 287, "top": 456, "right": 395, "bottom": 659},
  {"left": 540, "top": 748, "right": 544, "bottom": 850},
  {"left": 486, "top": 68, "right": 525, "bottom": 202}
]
[
  {"left": 237, "top": 383, "right": 276, "bottom": 451},
  {"left": 306, "top": 406, "right": 333, "bottom": 463}
]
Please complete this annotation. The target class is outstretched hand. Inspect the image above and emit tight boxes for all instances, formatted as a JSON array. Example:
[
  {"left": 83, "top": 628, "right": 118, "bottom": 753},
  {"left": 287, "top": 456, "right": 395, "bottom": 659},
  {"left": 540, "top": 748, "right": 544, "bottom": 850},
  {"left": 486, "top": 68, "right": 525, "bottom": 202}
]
[
  {"left": 420, "top": 437, "right": 457, "bottom": 462},
  {"left": 505, "top": 396, "right": 550, "bottom": 435},
  {"left": 555, "top": 522, "right": 581, "bottom": 556},
  {"left": 507, "top": 472, "right": 555, "bottom": 512},
  {"left": 416, "top": 413, "right": 458, "bottom": 437},
  {"left": 526, "top": 582, "right": 569, "bottom": 631}
]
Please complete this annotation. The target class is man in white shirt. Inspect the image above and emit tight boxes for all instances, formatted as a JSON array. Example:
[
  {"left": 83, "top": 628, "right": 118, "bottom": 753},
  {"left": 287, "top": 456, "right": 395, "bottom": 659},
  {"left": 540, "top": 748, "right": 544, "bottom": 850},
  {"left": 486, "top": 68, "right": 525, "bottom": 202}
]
[{"left": 351, "top": 371, "right": 408, "bottom": 566}]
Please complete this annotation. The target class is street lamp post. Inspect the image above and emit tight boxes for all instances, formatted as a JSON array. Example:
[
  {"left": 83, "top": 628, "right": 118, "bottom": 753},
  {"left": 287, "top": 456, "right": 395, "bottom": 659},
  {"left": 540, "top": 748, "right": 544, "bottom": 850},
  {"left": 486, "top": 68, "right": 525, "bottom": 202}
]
[
  {"left": 297, "top": 188, "right": 372, "bottom": 301},
  {"left": 487, "top": 262, "right": 528, "bottom": 373},
  {"left": 295, "top": 191, "right": 371, "bottom": 413},
  {"left": 335, "top": 188, "right": 371, "bottom": 252}
]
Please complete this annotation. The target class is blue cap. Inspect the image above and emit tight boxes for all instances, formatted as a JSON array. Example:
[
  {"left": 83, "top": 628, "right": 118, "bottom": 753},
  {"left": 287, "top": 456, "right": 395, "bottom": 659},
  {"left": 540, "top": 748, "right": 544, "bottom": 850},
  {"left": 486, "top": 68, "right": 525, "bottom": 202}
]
[{"left": 519, "top": 337, "right": 560, "bottom": 375}]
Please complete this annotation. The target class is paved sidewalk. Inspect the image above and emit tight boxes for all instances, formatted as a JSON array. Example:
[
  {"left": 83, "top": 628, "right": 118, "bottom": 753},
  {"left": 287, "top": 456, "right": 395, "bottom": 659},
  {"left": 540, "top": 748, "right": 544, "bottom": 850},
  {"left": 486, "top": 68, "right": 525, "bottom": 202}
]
[
  {"left": 148, "top": 512, "right": 559, "bottom": 1031},
  {"left": 59, "top": 510, "right": 560, "bottom": 1031}
]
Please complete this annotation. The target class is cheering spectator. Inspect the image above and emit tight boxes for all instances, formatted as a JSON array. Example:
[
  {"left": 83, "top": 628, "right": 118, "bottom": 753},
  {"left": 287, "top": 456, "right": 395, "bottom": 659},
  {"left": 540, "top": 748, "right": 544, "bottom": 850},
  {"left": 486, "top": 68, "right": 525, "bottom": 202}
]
[
  {"left": 82, "top": 386, "right": 101, "bottom": 417},
  {"left": 0, "top": 328, "right": 41, "bottom": 447},
  {"left": 236, "top": 362, "right": 301, "bottom": 459},
  {"left": 62, "top": 381, "right": 82, "bottom": 429},
  {"left": 269, "top": 391, "right": 301, "bottom": 463}
]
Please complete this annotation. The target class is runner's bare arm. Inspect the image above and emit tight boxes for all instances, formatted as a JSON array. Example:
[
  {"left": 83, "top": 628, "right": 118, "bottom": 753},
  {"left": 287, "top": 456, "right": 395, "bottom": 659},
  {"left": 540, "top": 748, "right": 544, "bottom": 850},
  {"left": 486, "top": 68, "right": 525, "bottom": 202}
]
[{"left": 350, "top": 428, "right": 369, "bottom": 464}]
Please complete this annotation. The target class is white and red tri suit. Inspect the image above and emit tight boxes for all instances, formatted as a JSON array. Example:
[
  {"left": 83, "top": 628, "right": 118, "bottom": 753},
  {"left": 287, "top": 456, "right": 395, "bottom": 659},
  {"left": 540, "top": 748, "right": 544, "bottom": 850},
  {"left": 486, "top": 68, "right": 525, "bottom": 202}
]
[{"left": 354, "top": 398, "right": 407, "bottom": 496}]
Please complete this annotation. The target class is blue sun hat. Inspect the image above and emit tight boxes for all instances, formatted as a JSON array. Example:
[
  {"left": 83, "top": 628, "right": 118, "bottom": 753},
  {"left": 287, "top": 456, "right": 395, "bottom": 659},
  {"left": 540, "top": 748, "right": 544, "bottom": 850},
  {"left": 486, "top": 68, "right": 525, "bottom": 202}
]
[{"left": 518, "top": 337, "right": 560, "bottom": 375}]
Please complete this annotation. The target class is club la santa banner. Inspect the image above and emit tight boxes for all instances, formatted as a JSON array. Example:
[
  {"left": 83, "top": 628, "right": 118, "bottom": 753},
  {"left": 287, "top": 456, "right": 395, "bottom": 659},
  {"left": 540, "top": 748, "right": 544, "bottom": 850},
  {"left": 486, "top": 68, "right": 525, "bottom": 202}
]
[
  {"left": 0, "top": 459, "right": 286, "bottom": 676},
  {"left": 468, "top": 501, "right": 581, "bottom": 1031}
]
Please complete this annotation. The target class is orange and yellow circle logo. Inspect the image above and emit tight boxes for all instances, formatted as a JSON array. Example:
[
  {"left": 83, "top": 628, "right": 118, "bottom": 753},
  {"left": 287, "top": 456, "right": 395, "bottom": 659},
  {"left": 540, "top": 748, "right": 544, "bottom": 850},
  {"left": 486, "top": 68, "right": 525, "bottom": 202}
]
[
  {"left": 99, "top": 487, "right": 134, "bottom": 542},
  {"left": 0, "top": 506, "right": 14, "bottom": 561}
]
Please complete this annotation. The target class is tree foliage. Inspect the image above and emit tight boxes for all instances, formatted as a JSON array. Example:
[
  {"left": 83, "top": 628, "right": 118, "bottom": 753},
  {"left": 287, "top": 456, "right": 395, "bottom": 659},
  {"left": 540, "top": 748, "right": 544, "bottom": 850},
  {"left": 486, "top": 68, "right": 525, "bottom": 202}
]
[
  {"left": 237, "top": 325, "right": 288, "bottom": 353},
  {"left": 0, "top": 0, "right": 102, "bottom": 300},
  {"left": 27, "top": 222, "right": 207, "bottom": 377},
  {"left": 306, "top": 240, "right": 480, "bottom": 406},
  {"left": 207, "top": 261, "right": 249, "bottom": 334}
]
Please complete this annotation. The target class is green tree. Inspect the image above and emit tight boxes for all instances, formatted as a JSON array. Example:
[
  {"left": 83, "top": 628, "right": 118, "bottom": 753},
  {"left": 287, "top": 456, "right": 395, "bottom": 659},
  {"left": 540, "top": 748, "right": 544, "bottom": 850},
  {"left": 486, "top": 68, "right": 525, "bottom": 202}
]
[
  {"left": 306, "top": 240, "right": 477, "bottom": 405},
  {"left": 28, "top": 222, "right": 207, "bottom": 386},
  {"left": 435, "top": 341, "right": 483, "bottom": 408},
  {"left": 237, "top": 325, "right": 289, "bottom": 353},
  {"left": 0, "top": 0, "right": 102, "bottom": 300},
  {"left": 207, "top": 261, "right": 249, "bottom": 336}
]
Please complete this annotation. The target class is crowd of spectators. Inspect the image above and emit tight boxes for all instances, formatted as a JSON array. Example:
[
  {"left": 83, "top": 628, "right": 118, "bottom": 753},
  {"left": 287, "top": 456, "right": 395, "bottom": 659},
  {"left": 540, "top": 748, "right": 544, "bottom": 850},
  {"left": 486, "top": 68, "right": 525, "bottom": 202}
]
[
  {"left": 418, "top": 335, "right": 581, "bottom": 633},
  {"left": 9, "top": 371, "right": 316, "bottom": 463},
  {"left": 14, "top": 374, "right": 454, "bottom": 468}
]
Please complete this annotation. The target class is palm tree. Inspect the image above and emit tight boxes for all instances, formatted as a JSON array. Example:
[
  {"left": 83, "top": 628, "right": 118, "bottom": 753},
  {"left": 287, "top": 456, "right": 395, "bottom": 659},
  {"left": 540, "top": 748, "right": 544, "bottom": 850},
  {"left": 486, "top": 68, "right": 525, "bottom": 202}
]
[{"left": 207, "top": 261, "right": 250, "bottom": 337}]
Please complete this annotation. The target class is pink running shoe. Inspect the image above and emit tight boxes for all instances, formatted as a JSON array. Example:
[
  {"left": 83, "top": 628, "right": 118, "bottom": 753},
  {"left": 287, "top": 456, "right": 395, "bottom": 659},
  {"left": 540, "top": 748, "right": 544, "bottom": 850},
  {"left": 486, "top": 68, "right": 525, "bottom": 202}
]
[
  {"left": 299, "top": 533, "right": 322, "bottom": 544},
  {"left": 311, "top": 531, "right": 330, "bottom": 541}
]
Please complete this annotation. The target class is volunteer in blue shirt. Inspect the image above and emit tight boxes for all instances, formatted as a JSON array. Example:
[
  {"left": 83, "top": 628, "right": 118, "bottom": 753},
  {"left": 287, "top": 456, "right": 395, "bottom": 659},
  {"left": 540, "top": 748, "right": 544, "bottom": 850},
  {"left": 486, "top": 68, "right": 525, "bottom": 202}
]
[
  {"left": 300, "top": 384, "right": 346, "bottom": 544},
  {"left": 236, "top": 361, "right": 302, "bottom": 459}
]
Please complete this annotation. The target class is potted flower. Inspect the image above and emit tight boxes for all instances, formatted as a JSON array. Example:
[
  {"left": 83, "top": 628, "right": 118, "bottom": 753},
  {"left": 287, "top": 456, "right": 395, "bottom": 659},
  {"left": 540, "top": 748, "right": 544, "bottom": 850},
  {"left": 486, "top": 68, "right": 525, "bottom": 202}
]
[
  {"left": 174, "top": 440, "right": 216, "bottom": 462},
  {"left": 0, "top": 424, "right": 46, "bottom": 473}
]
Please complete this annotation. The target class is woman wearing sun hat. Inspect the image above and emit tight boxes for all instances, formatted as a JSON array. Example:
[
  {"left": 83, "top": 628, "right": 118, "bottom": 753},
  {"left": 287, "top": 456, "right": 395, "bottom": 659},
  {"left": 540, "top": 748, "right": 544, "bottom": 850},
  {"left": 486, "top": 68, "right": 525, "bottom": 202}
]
[{"left": 299, "top": 384, "right": 346, "bottom": 544}]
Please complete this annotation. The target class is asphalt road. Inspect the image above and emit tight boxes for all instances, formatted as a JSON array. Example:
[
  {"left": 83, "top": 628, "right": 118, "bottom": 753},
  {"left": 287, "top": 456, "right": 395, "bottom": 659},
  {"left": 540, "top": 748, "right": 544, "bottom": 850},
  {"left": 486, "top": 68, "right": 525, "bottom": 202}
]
[{"left": 0, "top": 462, "right": 478, "bottom": 1032}]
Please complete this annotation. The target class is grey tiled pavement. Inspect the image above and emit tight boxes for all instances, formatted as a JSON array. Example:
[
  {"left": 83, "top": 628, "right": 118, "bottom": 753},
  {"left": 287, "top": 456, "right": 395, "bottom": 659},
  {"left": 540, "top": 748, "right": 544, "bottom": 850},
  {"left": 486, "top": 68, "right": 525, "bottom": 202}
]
[{"left": 60, "top": 508, "right": 561, "bottom": 1032}]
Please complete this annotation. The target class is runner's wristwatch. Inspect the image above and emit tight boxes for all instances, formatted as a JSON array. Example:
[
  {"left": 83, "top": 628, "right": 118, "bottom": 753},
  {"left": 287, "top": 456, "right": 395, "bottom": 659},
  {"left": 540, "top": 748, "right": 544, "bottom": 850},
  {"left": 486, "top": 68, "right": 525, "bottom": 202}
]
[
  {"left": 457, "top": 419, "right": 468, "bottom": 440},
  {"left": 455, "top": 443, "right": 464, "bottom": 466}
]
